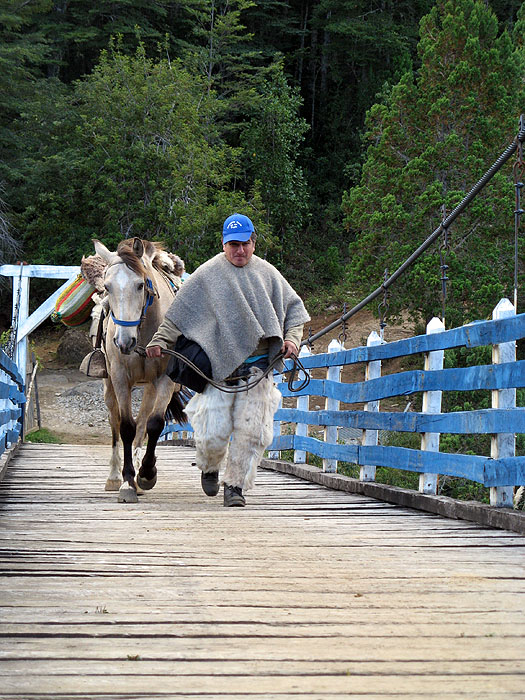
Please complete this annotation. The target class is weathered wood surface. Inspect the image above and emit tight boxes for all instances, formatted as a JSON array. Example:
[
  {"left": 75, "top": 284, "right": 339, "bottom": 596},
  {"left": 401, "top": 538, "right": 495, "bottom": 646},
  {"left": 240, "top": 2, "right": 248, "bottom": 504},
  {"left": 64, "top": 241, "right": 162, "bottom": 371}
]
[{"left": 0, "top": 443, "right": 524, "bottom": 699}]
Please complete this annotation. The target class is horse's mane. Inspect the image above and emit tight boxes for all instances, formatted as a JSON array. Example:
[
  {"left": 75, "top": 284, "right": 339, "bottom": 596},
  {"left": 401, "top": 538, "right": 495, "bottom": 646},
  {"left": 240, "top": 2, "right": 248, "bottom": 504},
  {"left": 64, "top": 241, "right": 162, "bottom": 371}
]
[
  {"left": 118, "top": 239, "right": 185, "bottom": 278},
  {"left": 116, "top": 239, "right": 151, "bottom": 277},
  {"left": 81, "top": 239, "right": 184, "bottom": 291}
]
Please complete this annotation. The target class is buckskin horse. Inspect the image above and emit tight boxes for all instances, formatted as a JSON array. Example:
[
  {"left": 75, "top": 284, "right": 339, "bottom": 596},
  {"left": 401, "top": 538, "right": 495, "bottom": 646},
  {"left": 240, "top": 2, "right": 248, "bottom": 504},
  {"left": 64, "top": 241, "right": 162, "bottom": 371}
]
[{"left": 82, "top": 237, "right": 186, "bottom": 503}]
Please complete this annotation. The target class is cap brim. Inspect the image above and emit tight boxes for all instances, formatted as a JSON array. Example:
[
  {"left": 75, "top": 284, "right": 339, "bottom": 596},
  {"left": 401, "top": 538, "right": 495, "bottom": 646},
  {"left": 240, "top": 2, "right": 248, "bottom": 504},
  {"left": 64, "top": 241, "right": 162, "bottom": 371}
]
[{"left": 222, "top": 230, "right": 253, "bottom": 244}]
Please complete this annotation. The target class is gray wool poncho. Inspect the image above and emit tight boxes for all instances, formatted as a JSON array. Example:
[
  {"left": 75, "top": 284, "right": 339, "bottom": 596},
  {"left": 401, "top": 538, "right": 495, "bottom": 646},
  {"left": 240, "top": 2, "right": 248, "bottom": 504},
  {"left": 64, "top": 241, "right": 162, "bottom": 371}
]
[{"left": 164, "top": 253, "right": 310, "bottom": 381}]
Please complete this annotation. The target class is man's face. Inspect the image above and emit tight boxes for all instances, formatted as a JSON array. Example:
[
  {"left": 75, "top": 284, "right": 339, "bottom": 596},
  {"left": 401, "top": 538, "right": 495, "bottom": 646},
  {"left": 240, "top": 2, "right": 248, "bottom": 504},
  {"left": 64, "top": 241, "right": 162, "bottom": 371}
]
[{"left": 223, "top": 238, "right": 255, "bottom": 267}]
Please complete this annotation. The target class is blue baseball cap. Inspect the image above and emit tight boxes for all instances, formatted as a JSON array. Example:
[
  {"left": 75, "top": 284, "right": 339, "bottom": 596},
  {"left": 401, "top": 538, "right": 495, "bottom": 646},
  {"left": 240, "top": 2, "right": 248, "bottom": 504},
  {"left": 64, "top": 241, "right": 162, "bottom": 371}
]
[{"left": 222, "top": 213, "right": 255, "bottom": 243}]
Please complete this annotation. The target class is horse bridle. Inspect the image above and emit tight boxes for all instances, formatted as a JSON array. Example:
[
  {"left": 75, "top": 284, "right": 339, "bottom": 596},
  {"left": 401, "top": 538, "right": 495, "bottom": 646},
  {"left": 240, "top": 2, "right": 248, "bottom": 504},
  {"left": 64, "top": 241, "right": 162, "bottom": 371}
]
[{"left": 105, "top": 262, "right": 157, "bottom": 328}]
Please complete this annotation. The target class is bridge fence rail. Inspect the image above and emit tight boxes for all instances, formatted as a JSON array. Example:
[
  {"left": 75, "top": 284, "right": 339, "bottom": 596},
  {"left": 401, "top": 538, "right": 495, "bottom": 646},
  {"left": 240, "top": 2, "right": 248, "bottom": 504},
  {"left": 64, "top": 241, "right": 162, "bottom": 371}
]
[
  {"left": 0, "top": 348, "right": 25, "bottom": 469},
  {"left": 163, "top": 297, "right": 525, "bottom": 509}
]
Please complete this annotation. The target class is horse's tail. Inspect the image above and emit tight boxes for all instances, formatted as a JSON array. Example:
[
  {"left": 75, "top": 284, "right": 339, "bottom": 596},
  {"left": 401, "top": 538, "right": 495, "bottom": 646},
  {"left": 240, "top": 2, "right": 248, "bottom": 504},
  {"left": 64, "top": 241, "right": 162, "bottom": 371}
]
[{"left": 165, "top": 387, "right": 190, "bottom": 424}]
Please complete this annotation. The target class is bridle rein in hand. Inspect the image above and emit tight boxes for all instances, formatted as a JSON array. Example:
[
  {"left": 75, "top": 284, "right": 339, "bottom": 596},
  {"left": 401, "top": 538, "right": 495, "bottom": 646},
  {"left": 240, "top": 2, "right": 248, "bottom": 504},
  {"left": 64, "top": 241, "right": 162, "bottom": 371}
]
[{"left": 135, "top": 345, "right": 310, "bottom": 395}]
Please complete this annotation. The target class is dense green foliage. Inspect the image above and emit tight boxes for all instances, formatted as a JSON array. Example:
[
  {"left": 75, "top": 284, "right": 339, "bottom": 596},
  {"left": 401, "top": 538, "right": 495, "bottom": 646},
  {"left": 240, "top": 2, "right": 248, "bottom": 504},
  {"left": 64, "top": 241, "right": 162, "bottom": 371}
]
[
  {"left": 1, "top": 0, "right": 524, "bottom": 315},
  {"left": 17, "top": 43, "right": 277, "bottom": 269},
  {"left": 343, "top": 0, "right": 525, "bottom": 327}
]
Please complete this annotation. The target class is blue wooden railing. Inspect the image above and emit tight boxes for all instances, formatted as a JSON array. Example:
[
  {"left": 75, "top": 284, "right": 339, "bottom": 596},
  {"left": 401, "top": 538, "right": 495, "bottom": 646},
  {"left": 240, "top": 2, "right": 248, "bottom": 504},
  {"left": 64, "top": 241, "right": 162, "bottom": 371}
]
[
  {"left": 0, "top": 348, "right": 25, "bottom": 459},
  {"left": 164, "top": 297, "right": 525, "bottom": 507}
]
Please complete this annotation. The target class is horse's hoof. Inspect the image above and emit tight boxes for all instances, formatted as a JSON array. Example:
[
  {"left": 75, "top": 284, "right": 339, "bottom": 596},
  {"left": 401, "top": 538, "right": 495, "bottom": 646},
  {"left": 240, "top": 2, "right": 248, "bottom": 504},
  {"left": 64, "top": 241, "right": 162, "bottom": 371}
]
[
  {"left": 136, "top": 473, "right": 157, "bottom": 491},
  {"left": 118, "top": 483, "right": 138, "bottom": 503},
  {"left": 105, "top": 478, "right": 122, "bottom": 491}
]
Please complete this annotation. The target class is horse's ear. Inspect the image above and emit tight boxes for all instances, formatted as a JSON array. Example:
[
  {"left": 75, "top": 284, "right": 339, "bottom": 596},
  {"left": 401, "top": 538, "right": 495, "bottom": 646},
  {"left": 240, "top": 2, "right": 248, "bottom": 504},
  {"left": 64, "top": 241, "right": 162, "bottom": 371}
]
[
  {"left": 132, "top": 237, "right": 144, "bottom": 259},
  {"left": 93, "top": 239, "right": 114, "bottom": 264},
  {"left": 142, "top": 240, "right": 158, "bottom": 265}
]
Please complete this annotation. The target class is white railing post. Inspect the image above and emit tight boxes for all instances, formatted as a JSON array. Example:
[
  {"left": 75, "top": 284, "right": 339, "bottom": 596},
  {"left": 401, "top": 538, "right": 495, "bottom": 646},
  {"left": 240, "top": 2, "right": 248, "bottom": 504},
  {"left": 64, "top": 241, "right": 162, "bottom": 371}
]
[
  {"left": 323, "top": 339, "right": 344, "bottom": 473},
  {"left": 360, "top": 331, "right": 381, "bottom": 482},
  {"left": 0, "top": 264, "right": 80, "bottom": 380},
  {"left": 294, "top": 345, "right": 312, "bottom": 464},
  {"left": 490, "top": 298, "right": 516, "bottom": 507},
  {"left": 13, "top": 272, "right": 30, "bottom": 381},
  {"left": 268, "top": 367, "right": 284, "bottom": 460},
  {"left": 419, "top": 316, "right": 445, "bottom": 494}
]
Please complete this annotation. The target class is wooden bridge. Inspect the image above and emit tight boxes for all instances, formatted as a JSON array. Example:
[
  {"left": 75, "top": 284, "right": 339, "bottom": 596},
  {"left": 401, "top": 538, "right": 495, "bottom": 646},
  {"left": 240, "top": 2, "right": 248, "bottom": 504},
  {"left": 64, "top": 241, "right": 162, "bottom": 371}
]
[{"left": 1, "top": 441, "right": 524, "bottom": 699}]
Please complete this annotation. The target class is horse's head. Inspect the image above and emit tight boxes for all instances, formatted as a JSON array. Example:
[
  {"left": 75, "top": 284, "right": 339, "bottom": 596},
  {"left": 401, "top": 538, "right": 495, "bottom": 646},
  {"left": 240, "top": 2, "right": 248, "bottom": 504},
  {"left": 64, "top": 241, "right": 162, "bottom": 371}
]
[{"left": 93, "top": 238, "right": 157, "bottom": 355}]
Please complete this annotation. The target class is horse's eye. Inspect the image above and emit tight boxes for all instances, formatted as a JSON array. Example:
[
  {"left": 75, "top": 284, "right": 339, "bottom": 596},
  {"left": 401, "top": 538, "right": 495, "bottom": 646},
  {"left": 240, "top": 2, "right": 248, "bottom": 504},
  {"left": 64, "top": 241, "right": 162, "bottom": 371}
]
[
  {"left": 104, "top": 284, "right": 110, "bottom": 292},
  {"left": 138, "top": 282, "right": 144, "bottom": 291}
]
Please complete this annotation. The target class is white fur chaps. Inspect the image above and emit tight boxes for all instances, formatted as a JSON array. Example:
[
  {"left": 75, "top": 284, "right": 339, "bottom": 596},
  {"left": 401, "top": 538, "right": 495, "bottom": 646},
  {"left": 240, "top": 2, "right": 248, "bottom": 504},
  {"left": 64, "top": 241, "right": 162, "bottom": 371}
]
[{"left": 184, "top": 369, "right": 281, "bottom": 491}]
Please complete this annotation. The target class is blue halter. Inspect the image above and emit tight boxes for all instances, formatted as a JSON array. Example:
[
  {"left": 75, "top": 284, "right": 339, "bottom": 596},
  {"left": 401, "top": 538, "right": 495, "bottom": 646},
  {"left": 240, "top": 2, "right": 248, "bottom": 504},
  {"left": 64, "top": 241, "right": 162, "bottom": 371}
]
[{"left": 110, "top": 278, "right": 155, "bottom": 327}]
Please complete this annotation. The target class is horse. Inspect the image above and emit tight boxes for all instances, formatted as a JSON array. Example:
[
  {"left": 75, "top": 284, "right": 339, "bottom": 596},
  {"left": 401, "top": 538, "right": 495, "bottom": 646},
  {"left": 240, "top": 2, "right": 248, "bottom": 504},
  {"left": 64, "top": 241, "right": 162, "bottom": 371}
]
[{"left": 81, "top": 237, "right": 186, "bottom": 503}]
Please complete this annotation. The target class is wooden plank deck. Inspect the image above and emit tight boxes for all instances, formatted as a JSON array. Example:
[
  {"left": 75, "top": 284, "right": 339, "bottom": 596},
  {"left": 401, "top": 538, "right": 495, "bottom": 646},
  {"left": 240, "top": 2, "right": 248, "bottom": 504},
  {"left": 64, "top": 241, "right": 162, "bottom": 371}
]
[{"left": 0, "top": 442, "right": 524, "bottom": 699}]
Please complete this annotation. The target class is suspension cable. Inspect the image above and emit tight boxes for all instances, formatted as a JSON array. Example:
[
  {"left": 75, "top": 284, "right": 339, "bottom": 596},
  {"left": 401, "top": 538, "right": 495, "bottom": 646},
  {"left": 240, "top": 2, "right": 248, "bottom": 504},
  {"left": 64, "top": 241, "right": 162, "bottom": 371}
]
[
  {"left": 513, "top": 114, "right": 524, "bottom": 310},
  {"left": 303, "top": 115, "right": 525, "bottom": 347},
  {"left": 378, "top": 268, "right": 389, "bottom": 341},
  {"left": 2, "top": 263, "right": 24, "bottom": 359},
  {"left": 439, "top": 206, "right": 450, "bottom": 328}
]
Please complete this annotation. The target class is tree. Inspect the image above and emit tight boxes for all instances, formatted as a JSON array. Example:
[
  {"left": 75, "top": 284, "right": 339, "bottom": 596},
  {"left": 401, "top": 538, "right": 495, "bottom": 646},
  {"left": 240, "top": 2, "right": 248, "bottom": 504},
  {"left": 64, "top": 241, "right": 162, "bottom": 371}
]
[
  {"left": 17, "top": 44, "right": 275, "bottom": 270},
  {"left": 342, "top": 0, "right": 525, "bottom": 328},
  {"left": 182, "top": 1, "right": 309, "bottom": 272},
  {"left": 30, "top": 0, "right": 196, "bottom": 83},
  {"left": 0, "top": 0, "right": 50, "bottom": 177},
  {"left": 240, "top": 60, "right": 309, "bottom": 256},
  {"left": 0, "top": 188, "right": 20, "bottom": 264},
  {"left": 0, "top": 0, "right": 51, "bottom": 272}
]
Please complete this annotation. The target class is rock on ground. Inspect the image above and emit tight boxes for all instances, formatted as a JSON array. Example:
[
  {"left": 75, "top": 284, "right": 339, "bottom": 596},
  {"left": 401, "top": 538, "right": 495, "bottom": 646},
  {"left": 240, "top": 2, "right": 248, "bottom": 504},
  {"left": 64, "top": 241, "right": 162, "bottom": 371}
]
[{"left": 56, "top": 329, "right": 93, "bottom": 366}]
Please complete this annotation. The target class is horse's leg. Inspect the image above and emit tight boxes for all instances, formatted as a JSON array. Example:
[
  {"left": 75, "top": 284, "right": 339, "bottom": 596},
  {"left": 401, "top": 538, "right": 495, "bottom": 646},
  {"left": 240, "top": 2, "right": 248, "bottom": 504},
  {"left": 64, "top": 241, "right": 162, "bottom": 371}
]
[
  {"left": 103, "top": 378, "right": 122, "bottom": 492},
  {"left": 112, "top": 384, "right": 138, "bottom": 504},
  {"left": 132, "top": 383, "right": 157, "bottom": 476},
  {"left": 137, "top": 379, "right": 175, "bottom": 491},
  {"left": 134, "top": 384, "right": 158, "bottom": 490}
]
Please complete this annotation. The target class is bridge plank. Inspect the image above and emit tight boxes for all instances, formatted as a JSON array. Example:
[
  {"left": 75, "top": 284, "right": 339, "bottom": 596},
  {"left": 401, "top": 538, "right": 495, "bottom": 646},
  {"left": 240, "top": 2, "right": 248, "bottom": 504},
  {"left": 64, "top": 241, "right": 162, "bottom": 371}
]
[{"left": 0, "top": 443, "right": 524, "bottom": 698}]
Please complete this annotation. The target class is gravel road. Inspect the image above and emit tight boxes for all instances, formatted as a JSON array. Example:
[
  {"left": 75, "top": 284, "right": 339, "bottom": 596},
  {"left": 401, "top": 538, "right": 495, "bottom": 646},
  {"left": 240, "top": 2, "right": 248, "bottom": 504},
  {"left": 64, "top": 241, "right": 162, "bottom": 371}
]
[{"left": 34, "top": 369, "right": 142, "bottom": 444}]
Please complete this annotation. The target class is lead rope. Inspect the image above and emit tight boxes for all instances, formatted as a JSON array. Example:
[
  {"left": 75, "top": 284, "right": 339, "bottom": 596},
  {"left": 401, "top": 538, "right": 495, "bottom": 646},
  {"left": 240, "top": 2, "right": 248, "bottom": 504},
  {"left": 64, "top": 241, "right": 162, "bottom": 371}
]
[{"left": 135, "top": 345, "right": 310, "bottom": 394}]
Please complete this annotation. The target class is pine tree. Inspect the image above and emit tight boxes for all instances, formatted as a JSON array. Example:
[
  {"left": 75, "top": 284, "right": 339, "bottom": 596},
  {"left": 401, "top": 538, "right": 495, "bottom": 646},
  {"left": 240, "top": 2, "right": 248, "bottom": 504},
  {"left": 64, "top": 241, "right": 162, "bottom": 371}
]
[
  {"left": 342, "top": 0, "right": 525, "bottom": 328},
  {"left": 240, "top": 61, "right": 309, "bottom": 248},
  {"left": 31, "top": 0, "right": 194, "bottom": 83},
  {"left": 0, "top": 0, "right": 49, "bottom": 177}
]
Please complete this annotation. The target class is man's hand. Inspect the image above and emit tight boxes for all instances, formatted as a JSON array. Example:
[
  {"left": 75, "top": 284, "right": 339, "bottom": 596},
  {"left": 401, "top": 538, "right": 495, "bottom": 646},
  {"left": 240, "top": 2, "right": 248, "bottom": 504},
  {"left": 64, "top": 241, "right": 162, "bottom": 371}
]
[
  {"left": 282, "top": 340, "right": 298, "bottom": 359},
  {"left": 146, "top": 345, "right": 162, "bottom": 359}
]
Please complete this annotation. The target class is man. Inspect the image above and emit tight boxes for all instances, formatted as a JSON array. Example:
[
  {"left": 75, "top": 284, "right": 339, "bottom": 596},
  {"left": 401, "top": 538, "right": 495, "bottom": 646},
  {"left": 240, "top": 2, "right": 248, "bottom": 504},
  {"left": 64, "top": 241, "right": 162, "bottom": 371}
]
[{"left": 146, "top": 213, "right": 310, "bottom": 506}]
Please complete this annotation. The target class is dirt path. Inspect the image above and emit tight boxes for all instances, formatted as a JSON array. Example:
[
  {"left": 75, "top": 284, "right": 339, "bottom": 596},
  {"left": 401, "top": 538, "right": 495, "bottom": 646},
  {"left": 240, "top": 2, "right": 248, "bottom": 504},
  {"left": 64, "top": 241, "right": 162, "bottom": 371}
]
[{"left": 35, "top": 369, "right": 113, "bottom": 444}]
